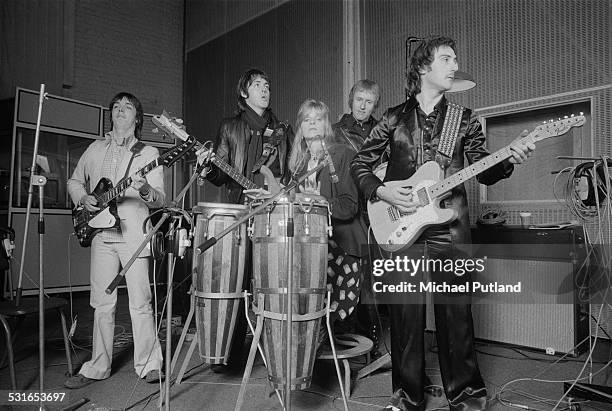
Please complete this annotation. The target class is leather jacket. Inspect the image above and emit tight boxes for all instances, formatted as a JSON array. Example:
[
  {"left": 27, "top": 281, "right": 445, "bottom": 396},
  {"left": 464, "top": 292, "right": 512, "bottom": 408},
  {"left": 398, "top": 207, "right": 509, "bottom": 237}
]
[
  {"left": 351, "top": 95, "right": 513, "bottom": 244},
  {"left": 332, "top": 113, "right": 378, "bottom": 151},
  {"left": 207, "top": 110, "right": 292, "bottom": 203}
]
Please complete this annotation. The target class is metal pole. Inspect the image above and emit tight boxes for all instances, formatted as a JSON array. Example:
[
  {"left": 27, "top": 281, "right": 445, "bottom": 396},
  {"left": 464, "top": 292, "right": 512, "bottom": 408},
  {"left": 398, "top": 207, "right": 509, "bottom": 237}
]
[
  {"left": 37, "top": 180, "right": 46, "bottom": 411},
  {"left": 16, "top": 84, "right": 46, "bottom": 305},
  {"left": 164, "top": 220, "right": 177, "bottom": 411},
  {"left": 284, "top": 200, "right": 294, "bottom": 410}
]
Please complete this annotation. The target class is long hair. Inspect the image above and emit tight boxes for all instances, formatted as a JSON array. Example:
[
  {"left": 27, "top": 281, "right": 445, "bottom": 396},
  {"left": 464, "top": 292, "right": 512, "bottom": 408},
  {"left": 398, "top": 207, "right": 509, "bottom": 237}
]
[
  {"left": 236, "top": 68, "right": 269, "bottom": 111},
  {"left": 406, "top": 36, "right": 456, "bottom": 97},
  {"left": 288, "top": 99, "right": 334, "bottom": 175},
  {"left": 109, "top": 91, "right": 144, "bottom": 139},
  {"left": 348, "top": 79, "right": 381, "bottom": 111}
]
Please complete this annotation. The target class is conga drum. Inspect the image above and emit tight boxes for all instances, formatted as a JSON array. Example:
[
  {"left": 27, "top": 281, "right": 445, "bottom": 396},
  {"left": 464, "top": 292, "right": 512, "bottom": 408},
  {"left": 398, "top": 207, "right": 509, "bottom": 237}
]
[
  {"left": 249, "top": 193, "right": 330, "bottom": 390},
  {"left": 192, "top": 202, "right": 248, "bottom": 364}
]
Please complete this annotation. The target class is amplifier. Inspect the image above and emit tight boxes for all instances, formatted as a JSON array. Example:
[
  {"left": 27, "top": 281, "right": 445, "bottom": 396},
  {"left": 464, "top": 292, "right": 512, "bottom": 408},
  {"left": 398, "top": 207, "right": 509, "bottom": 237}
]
[{"left": 470, "top": 225, "right": 589, "bottom": 356}]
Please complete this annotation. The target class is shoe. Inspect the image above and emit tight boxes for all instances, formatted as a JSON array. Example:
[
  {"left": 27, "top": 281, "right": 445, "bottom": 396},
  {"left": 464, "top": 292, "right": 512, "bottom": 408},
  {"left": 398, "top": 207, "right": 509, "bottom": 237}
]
[
  {"left": 448, "top": 387, "right": 487, "bottom": 411},
  {"left": 145, "top": 369, "right": 165, "bottom": 383},
  {"left": 381, "top": 389, "right": 425, "bottom": 411},
  {"left": 64, "top": 373, "right": 98, "bottom": 389}
]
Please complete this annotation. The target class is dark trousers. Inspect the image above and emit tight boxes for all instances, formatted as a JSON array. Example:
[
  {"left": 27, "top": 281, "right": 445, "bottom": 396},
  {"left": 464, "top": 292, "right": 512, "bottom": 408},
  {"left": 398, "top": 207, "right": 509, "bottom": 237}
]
[{"left": 388, "top": 231, "right": 486, "bottom": 409}]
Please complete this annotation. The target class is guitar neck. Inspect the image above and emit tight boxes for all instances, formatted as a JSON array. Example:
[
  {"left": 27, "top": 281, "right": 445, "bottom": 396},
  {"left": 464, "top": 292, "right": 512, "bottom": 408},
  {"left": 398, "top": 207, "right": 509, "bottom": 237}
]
[
  {"left": 98, "top": 158, "right": 161, "bottom": 204},
  {"left": 191, "top": 140, "right": 259, "bottom": 190},
  {"left": 428, "top": 134, "right": 534, "bottom": 198}
]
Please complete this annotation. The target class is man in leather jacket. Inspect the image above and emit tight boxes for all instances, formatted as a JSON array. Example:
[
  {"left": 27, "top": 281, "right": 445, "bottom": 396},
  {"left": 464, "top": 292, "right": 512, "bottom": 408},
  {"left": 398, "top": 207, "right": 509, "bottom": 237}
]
[
  {"left": 205, "top": 68, "right": 292, "bottom": 203},
  {"left": 332, "top": 79, "right": 381, "bottom": 152},
  {"left": 332, "top": 79, "right": 386, "bottom": 354},
  {"left": 350, "top": 36, "right": 534, "bottom": 411},
  {"left": 198, "top": 68, "right": 293, "bottom": 371}
]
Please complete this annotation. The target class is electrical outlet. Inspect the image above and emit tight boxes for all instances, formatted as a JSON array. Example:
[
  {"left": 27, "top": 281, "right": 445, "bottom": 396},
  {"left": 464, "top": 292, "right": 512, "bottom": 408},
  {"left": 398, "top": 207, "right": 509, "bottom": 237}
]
[{"left": 545, "top": 347, "right": 555, "bottom": 355}]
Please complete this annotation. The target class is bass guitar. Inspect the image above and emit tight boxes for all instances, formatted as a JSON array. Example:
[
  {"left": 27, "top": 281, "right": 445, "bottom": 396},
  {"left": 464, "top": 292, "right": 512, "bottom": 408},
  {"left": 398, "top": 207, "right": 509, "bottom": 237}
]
[
  {"left": 367, "top": 114, "right": 586, "bottom": 252},
  {"left": 72, "top": 136, "right": 196, "bottom": 247}
]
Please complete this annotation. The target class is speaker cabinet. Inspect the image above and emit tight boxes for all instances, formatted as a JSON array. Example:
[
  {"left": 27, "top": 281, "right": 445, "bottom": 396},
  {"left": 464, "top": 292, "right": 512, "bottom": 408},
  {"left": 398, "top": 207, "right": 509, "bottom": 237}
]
[{"left": 470, "top": 225, "right": 588, "bottom": 356}]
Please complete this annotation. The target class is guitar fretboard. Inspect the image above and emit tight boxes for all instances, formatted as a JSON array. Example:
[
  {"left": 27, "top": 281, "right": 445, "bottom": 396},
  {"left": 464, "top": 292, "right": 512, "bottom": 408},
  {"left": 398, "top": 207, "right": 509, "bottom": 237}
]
[
  {"left": 97, "top": 158, "right": 161, "bottom": 205},
  {"left": 428, "top": 134, "right": 535, "bottom": 199},
  {"left": 184, "top": 138, "right": 259, "bottom": 190},
  {"left": 94, "top": 136, "right": 194, "bottom": 205}
]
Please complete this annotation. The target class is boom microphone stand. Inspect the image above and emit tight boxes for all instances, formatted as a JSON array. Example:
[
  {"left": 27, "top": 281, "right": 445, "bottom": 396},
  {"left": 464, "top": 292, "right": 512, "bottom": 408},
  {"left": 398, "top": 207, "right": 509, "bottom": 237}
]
[{"left": 14, "top": 84, "right": 49, "bottom": 410}]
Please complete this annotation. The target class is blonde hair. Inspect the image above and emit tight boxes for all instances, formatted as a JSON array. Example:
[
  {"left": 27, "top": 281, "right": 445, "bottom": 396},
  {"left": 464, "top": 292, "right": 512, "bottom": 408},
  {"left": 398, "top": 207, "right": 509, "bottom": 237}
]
[{"left": 288, "top": 99, "right": 335, "bottom": 174}]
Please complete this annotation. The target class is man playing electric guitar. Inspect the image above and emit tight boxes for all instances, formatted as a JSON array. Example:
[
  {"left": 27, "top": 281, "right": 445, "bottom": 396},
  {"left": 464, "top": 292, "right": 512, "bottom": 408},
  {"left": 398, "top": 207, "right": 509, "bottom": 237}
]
[
  {"left": 350, "top": 36, "right": 534, "bottom": 411},
  {"left": 65, "top": 92, "right": 164, "bottom": 389}
]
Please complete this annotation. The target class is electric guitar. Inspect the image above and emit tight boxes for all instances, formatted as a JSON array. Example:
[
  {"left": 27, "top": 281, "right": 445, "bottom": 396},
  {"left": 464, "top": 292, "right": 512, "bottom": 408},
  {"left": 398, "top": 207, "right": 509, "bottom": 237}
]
[
  {"left": 367, "top": 114, "right": 586, "bottom": 252},
  {"left": 72, "top": 136, "right": 197, "bottom": 247},
  {"left": 152, "top": 111, "right": 261, "bottom": 191}
]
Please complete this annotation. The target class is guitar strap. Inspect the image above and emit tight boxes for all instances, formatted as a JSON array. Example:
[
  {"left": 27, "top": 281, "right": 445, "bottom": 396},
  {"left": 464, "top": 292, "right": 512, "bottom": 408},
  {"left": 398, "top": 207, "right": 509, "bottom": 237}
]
[
  {"left": 434, "top": 102, "right": 465, "bottom": 170},
  {"left": 122, "top": 141, "right": 145, "bottom": 179},
  {"left": 251, "top": 124, "right": 282, "bottom": 173},
  {"left": 117, "top": 141, "right": 145, "bottom": 201}
]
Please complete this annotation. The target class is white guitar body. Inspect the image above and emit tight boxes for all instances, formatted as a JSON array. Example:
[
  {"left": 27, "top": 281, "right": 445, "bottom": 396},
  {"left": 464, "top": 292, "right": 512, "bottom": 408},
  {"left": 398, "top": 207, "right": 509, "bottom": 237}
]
[{"left": 368, "top": 161, "right": 457, "bottom": 253}]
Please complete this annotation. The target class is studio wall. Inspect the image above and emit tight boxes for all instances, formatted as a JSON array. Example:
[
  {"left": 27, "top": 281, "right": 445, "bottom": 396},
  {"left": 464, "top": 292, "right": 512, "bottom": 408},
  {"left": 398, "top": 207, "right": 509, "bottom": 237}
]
[
  {"left": 185, "top": 0, "right": 344, "bottom": 202},
  {"left": 1, "top": 0, "right": 184, "bottom": 116}
]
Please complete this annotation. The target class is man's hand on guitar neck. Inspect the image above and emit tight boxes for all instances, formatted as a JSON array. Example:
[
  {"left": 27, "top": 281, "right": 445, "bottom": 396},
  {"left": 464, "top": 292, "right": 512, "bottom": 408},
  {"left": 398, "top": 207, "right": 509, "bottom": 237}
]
[
  {"left": 79, "top": 194, "right": 100, "bottom": 212},
  {"left": 195, "top": 147, "right": 215, "bottom": 176},
  {"left": 375, "top": 184, "right": 418, "bottom": 213},
  {"left": 508, "top": 130, "right": 536, "bottom": 164},
  {"left": 131, "top": 175, "right": 152, "bottom": 199}
]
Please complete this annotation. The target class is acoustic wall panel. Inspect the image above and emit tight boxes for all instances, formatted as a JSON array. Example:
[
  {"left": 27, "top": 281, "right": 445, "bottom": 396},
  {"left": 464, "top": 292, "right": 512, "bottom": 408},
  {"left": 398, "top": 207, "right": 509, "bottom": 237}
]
[{"left": 185, "top": 0, "right": 344, "bottom": 204}]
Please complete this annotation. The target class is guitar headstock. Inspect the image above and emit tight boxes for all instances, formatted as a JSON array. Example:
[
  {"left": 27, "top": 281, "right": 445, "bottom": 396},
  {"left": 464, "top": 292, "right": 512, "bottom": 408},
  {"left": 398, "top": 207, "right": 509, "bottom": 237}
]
[
  {"left": 531, "top": 113, "right": 586, "bottom": 142},
  {"left": 152, "top": 110, "right": 189, "bottom": 142}
]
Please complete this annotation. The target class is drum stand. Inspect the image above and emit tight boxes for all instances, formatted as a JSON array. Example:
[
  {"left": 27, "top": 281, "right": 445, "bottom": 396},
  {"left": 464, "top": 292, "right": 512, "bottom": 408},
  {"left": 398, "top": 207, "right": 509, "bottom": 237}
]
[
  {"left": 170, "top": 288, "right": 285, "bottom": 403},
  {"left": 235, "top": 290, "right": 348, "bottom": 411}
]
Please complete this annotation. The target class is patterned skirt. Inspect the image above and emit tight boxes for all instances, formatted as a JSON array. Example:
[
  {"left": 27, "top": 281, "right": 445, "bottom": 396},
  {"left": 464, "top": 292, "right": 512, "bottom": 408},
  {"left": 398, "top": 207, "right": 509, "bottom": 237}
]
[{"left": 326, "top": 239, "right": 362, "bottom": 321}]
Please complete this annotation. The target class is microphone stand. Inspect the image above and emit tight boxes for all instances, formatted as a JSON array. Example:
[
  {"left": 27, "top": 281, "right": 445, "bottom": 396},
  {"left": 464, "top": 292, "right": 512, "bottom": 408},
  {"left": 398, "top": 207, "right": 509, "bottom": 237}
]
[
  {"left": 14, "top": 84, "right": 48, "bottom": 410},
  {"left": 284, "top": 196, "right": 294, "bottom": 410},
  {"left": 105, "top": 165, "right": 201, "bottom": 411}
]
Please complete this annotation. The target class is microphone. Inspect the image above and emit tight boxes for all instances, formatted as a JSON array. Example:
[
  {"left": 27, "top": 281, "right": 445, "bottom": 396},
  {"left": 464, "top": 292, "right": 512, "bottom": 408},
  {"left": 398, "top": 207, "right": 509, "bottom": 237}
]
[{"left": 321, "top": 141, "right": 338, "bottom": 183}]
